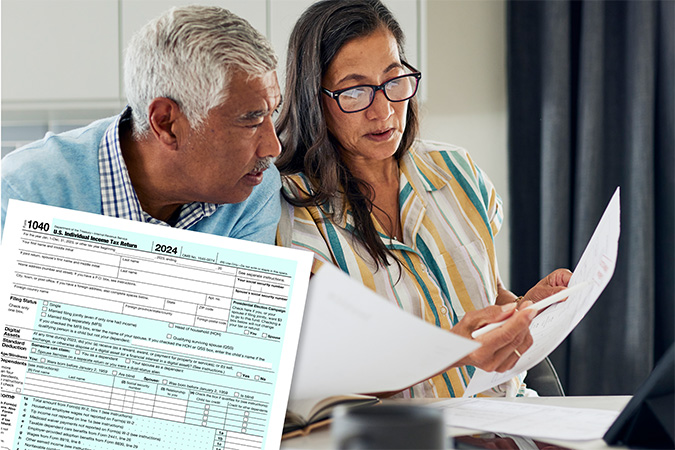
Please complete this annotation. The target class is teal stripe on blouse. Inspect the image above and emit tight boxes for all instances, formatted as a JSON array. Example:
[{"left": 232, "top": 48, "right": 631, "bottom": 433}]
[
  {"left": 440, "top": 152, "right": 493, "bottom": 239},
  {"left": 416, "top": 236, "right": 459, "bottom": 326},
  {"left": 446, "top": 150, "right": 472, "bottom": 177},
  {"left": 386, "top": 241, "right": 414, "bottom": 252},
  {"left": 385, "top": 265, "right": 405, "bottom": 309},
  {"left": 458, "top": 365, "right": 470, "bottom": 386},
  {"left": 475, "top": 166, "right": 490, "bottom": 208},
  {"left": 400, "top": 251, "right": 441, "bottom": 327},
  {"left": 323, "top": 220, "right": 349, "bottom": 274},
  {"left": 400, "top": 182, "right": 413, "bottom": 205},
  {"left": 291, "top": 240, "right": 333, "bottom": 264},
  {"left": 442, "top": 372, "right": 456, "bottom": 397}
]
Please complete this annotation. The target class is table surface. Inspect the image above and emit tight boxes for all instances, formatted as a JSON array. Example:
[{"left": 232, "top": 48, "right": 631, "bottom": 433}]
[{"left": 280, "top": 395, "right": 632, "bottom": 450}]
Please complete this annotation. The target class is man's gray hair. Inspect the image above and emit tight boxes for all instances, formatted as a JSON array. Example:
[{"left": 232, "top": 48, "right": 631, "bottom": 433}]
[{"left": 124, "top": 5, "right": 277, "bottom": 138}]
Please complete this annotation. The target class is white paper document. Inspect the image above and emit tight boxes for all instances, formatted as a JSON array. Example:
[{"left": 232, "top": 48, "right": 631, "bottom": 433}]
[
  {"left": 0, "top": 200, "right": 313, "bottom": 450},
  {"left": 464, "top": 188, "right": 621, "bottom": 397},
  {"left": 432, "top": 398, "right": 620, "bottom": 441},
  {"left": 288, "top": 264, "right": 481, "bottom": 402}
]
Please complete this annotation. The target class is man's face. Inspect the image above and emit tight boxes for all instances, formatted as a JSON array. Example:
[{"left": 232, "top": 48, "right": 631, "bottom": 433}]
[{"left": 178, "top": 70, "right": 282, "bottom": 205}]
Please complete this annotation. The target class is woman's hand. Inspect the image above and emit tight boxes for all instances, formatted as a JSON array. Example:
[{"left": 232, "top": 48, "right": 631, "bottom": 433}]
[
  {"left": 451, "top": 303, "right": 537, "bottom": 373},
  {"left": 523, "top": 268, "right": 573, "bottom": 303}
]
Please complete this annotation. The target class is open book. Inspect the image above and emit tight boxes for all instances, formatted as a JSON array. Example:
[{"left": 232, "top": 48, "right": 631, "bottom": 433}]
[
  {"left": 283, "top": 394, "right": 380, "bottom": 438},
  {"left": 282, "top": 264, "right": 481, "bottom": 438}
]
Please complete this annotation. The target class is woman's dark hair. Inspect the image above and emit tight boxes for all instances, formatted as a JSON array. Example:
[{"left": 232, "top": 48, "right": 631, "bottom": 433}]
[{"left": 275, "top": 0, "right": 420, "bottom": 268}]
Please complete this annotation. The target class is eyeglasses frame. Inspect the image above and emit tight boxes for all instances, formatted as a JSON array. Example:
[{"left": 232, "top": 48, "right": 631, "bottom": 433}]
[{"left": 321, "top": 61, "right": 422, "bottom": 114}]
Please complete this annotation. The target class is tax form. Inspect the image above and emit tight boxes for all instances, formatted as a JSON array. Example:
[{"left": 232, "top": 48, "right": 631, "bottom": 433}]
[
  {"left": 464, "top": 187, "right": 621, "bottom": 397},
  {"left": 0, "top": 200, "right": 313, "bottom": 450}
]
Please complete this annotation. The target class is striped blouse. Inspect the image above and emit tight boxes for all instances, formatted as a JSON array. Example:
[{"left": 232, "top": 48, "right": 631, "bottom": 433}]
[{"left": 277, "top": 140, "right": 523, "bottom": 397}]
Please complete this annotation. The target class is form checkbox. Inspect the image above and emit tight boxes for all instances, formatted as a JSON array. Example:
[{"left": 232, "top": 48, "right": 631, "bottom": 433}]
[
  {"left": 166, "top": 334, "right": 172, "bottom": 339},
  {"left": 169, "top": 323, "right": 174, "bottom": 328}
]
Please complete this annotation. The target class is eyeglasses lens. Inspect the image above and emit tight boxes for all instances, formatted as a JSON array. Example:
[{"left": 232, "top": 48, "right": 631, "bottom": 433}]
[
  {"left": 386, "top": 76, "right": 416, "bottom": 101},
  {"left": 339, "top": 87, "right": 372, "bottom": 112},
  {"left": 338, "top": 74, "right": 419, "bottom": 112}
]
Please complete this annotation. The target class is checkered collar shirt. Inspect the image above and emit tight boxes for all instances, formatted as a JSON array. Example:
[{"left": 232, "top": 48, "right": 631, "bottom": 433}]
[{"left": 98, "top": 107, "right": 218, "bottom": 228}]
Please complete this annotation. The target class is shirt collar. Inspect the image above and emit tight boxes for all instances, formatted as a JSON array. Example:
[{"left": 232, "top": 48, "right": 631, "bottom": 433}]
[
  {"left": 98, "top": 107, "right": 218, "bottom": 228},
  {"left": 403, "top": 144, "right": 450, "bottom": 192}
]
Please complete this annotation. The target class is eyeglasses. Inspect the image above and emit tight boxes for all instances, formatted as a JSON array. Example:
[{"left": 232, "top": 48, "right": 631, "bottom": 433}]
[{"left": 321, "top": 61, "right": 421, "bottom": 113}]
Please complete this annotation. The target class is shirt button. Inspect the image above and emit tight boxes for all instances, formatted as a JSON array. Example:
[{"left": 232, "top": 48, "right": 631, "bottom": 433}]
[{"left": 440, "top": 306, "right": 448, "bottom": 315}]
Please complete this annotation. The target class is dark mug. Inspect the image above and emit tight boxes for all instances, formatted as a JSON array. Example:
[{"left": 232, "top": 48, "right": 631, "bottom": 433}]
[{"left": 331, "top": 403, "right": 447, "bottom": 449}]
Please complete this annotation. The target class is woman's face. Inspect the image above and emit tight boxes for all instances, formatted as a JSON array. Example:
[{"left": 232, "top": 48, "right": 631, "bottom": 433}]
[{"left": 322, "top": 28, "right": 409, "bottom": 166}]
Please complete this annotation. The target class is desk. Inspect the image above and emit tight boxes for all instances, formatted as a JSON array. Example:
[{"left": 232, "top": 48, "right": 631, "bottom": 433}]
[{"left": 280, "top": 396, "right": 631, "bottom": 450}]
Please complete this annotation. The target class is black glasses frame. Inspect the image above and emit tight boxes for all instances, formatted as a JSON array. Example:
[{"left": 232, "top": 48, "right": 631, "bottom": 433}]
[{"left": 321, "top": 61, "right": 422, "bottom": 113}]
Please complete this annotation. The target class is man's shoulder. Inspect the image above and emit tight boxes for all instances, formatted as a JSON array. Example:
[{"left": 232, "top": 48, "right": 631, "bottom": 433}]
[
  {"left": 190, "top": 165, "right": 281, "bottom": 244},
  {"left": 1, "top": 117, "right": 114, "bottom": 213},
  {"left": 2, "top": 117, "right": 114, "bottom": 171}
]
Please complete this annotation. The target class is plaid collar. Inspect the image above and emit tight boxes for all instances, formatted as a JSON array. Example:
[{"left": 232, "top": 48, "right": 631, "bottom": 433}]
[{"left": 98, "top": 107, "right": 218, "bottom": 228}]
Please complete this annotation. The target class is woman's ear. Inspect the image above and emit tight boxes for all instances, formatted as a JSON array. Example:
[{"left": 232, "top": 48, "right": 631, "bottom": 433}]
[{"left": 147, "top": 97, "right": 184, "bottom": 150}]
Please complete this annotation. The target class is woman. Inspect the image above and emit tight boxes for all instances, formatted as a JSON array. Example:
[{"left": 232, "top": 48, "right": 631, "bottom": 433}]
[{"left": 276, "top": 0, "right": 571, "bottom": 397}]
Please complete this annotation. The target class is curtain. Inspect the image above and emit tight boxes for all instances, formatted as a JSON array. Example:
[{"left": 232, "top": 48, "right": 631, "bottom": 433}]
[{"left": 507, "top": 0, "right": 674, "bottom": 395}]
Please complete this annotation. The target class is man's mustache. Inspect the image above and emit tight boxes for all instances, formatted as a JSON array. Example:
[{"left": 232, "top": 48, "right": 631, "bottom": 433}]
[{"left": 253, "top": 156, "right": 276, "bottom": 172}]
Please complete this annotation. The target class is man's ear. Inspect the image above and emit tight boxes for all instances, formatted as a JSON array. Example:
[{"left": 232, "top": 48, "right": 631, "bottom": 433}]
[{"left": 147, "top": 97, "right": 184, "bottom": 150}]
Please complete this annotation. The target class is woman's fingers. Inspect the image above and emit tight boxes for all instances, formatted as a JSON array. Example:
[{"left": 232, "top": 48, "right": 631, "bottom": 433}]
[
  {"left": 525, "top": 268, "right": 573, "bottom": 302},
  {"left": 464, "top": 308, "right": 537, "bottom": 372},
  {"left": 491, "top": 324, "right": 534, "bottom": 372},
  {"left": 550, "top": 268, "right": 573, "bottom": 286},
  {"left": 452, "top": 303, "right": 518, "bottom": 339}
]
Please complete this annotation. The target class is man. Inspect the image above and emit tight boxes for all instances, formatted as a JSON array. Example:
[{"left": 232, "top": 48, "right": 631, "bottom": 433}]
[{"left": 1, "top": 5, "right": 282, "bottom": 244}]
